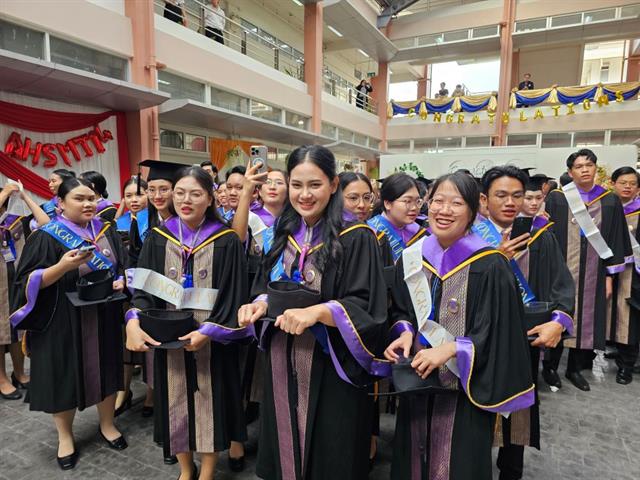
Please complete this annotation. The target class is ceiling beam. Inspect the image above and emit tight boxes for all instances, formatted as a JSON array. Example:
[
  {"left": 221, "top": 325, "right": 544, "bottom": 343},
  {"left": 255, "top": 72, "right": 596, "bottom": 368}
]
[{"left": 377, "top": 0, "right": 421, "bottom": 28}]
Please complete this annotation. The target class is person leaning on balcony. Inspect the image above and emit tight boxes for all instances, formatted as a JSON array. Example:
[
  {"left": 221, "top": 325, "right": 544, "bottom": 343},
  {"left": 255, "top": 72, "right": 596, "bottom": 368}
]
[
  {"left": 205, "top": 0, "right": 226, "bottom": 45},
  {"left": 356, "top": 79, "right": 373, "bottom": 109},
  {"left": 518, "top": 73, "right": 534, "bottom": 90},
  {"left": 452, "top": 84, "right": 465, "bottom": 96},
  {"left": 164, "top": 0, "right": 187, "bottom": 26},
  {"left": 438, "top": 81, "right": 449, "bottom": 97}
]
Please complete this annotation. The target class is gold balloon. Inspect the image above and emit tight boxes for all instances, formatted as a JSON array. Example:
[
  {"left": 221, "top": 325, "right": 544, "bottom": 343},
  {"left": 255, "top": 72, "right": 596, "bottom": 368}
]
[
  {"left": 566, "top": 103, "right": 575, "bottom": 115},
  {"left": 457, "top": 113, "right": 465, "bottom": 124},
  {"left": 471, "top": 114, "right": 481, "bottom": 124},
  {"left": 487, "top": 112, "right": 496, "bottom": 125},
  {"left": 615, "top": 90, "right": 624, "bottom": 102},
  {"left": 519, "top": 110, "right": 528, "bottom": 122},
  {"left": 551, "top": 105, "right": 561, "bottom": 117},
  {"left": 501, "top": 112, "right": 510, "bottom": 124},
  {"left": 446, "top": 113, "right": 454, "bottom": 124},
  {"left": 597, "top": 95, "right": 609, "bottom": 106},
  {"left": 433, "top": 112, "right": 442, "bottom": 123},
  {"left": 408, "top": 107, "right": 415, "bottom": 118},
  {"left": 533, "top": 108, "right": 544, "bottom": 120},
  {"left": 582, "top": 99, "right": 591, "bottom": 111}
]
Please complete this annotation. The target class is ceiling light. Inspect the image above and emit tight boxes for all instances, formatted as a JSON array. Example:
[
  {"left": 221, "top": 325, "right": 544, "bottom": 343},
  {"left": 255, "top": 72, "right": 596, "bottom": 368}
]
[
  {"left": 357, "top": 49, "right": 369, "bottom": 57},
  {"left": 328, "top": 25, "right": 343, "bottom": 37},
  {"left": 291, "top": 0, "right": 303, "bottom": 6}
]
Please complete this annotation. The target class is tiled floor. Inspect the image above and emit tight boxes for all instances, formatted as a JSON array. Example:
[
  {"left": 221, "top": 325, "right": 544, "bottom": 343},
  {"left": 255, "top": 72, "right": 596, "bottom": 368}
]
[{"left": 1, "top": 358, "right": 638, "bottom": 479}]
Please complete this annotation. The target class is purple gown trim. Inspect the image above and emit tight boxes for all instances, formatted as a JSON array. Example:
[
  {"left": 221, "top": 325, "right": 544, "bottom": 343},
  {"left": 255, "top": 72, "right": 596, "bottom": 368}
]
[
  {"left": 383, "top": 215, "right": 420, "bottom": 245},
  {"left": 551, "top": 310, "right": 574, "bottom": 335},
  {"left": 163, "top": 217, "right": 226, "bottom": 247},
  {"left": 1, "top": 214, "right": 20, "bottom": 228},
  {"left": 252, "top": 205, "right": 276, "bottom": 228},
  {"left": 96, "top": 198, "right": 114, "bottom": 212},
  {"left": 606, "top": 263, "right": 626, "bottom": 275},
  {"left": 54, "top": 215, "right": 105, "bottom": 240},
  {"left": 576, "top": 184, "right": 607, "bottom": 203},
  {"left": 623, "top": 198, "right": 640, "bottom": 215},
  {"left": 292, "top": 218, "right": 324, "bottom": 246},
  {"left": 421, "top": 232, "right": 490, "bottom": 278},
  {"left": 9, "top": 269, "right": 45, "bottom": 327},
  {"left": 324, "top": 301, "right": 392, "bottom": 378},
  {"left": 124, "top": 308, "right": 140, "bottom": 324},
  {"left": 197, "top": 322, "right": 255, "bottom": 343},
  {"left": 253, "top": 293, "right": 268, "bottom": 304},
  {"left": 455, "top": 336, "right": 535, "bottom": 414},
  {"left": 389, "top": 320, "right": 415, "bottom": 341},
  {"left": 342, "top": 209, "right": 358, "bottom": 223},
  {"left": 531, "top": 215, "right": 549, "bottom": 229}
]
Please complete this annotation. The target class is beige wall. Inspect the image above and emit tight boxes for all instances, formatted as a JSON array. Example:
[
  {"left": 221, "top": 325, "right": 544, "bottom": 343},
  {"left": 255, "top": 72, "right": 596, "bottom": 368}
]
[
  {"left": 515, "top": 0, "right": 640, "bottom": 21},
  {"left": 517, "top": 44, "right": 584, "bottom": 89},
  {"left": 1, "top": 0, "right": 132, "bottom": 58},
  {"left": 322, "top": 93, "right": 383, "bottom": 138}
]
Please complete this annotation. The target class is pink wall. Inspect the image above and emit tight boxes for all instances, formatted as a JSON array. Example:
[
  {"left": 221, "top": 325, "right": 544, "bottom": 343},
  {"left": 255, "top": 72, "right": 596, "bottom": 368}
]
[
  {"left": 517, "top": 44, "right": 584, "bottom": 89},
  {"left": 322, "top": 94, "right": 383, "bottom": 139}
]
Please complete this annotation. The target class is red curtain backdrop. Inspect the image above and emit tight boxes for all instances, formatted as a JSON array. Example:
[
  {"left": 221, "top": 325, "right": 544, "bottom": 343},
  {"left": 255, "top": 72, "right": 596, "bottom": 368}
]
[{"left": 0, "top": 100, "right": 130, "bottom": 196}]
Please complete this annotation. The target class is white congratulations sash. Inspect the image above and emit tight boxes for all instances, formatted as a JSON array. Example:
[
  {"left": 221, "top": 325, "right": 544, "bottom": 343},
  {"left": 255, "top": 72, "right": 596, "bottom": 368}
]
[
  {"left": 248, "top": 211, "right": 268, "bottom": 250},
  {"left": 563, "top": 182, "right": 613, "bottom": 260},
  {"left": 402, "top": 237, "right": 459, "bottom": 377},
  {"left": 128, "top": 268, "right": 218, "bottom": 311},
  {"left": 628, "top": 231, "right": 640, "bottom": 274}
]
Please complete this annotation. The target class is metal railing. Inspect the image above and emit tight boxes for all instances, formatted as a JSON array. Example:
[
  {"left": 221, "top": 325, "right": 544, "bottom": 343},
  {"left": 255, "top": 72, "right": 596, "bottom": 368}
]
[
  {"left": 323, "top": 77, "right": 378, "bottom": 114},
  {"left": 154, "top": 0, "right": 304, "bottom": 80}
]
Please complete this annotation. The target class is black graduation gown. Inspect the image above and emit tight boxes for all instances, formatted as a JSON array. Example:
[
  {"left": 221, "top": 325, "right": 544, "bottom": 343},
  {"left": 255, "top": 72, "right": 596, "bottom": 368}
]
[
  {"left": 390, "top": 247, "right": 534, "bottom": 480},
  {"left": 545, "top": 189, "right": 630, "bottom": 350},
  {"left": 251, "top": 224, "right": 388, "bottom": 480},
  {"left": 130, "top": 224, "right": 248, "bottom": 455},
  {"left": 497, "top": 226, "right": 575, "bottom": 450},
  {"left": 11, "top": 224, "right": 126, "bottom": 413}
]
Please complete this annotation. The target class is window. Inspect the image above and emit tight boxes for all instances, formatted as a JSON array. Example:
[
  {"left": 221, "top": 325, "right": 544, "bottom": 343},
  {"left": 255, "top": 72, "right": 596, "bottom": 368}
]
[
  {"left": 573, "top": 131, "right": 604, "bottom": 147},
  {"left": 184, "top": 134, "right": 207, "bottom": 152},
  {"left": 413, "top": 139, "right": 436, "bottom": 152},
  {"left": 50, "top": 36, "right": 127, "bottom": 80},
  {"left": 610, "top": 130, "right": 640, "bottom": 145},
  {"left": 250, "top": 100, "right": 282, "bottom": 123},
  {"left": 584, "top": 9, "right": 615, "bottom": 23},
  {"left": 465, "top": 136, "right": 491, "bottom": 148},
  {"left": 514, "top": 18, "right": 547, "bottom": 33},
  {"left": 160, "top": 129, "right": 184, "bottom": 149},
  {"left": 471, "top": 25, "right": 498, "bottom": 39},
  {"left": 285, "top": 112, "right": 309, "bottom": 131},
  {"left": 387, "top": 140, "right": 411, "bottom": 153},
  {"left": 550, "top": 13, "right": 582, "bottom": 28},
  {"left": 507, "top": 134, "right": 537, "bottom": 146},
  {"left": 210, "top": 87, "right": 250, "bottom": 114},
  {"left": 322, "top": 123, "right": 337, "bottom": 139},
  {"left": 338, "top": 128, "right": 354, "bottom": 143},
  {"left": 158, "top": 71, "right": 205, "bottom": 102},
  {"left": 442, "top": 30, "right": 468, "bottom": 42},
  {"left": 621, "top": 5, "right": 640, "bottom": 18},
  {"left": 0, "top": 19, "right": 44, "bottom": 59},
  {"left": 541, "top": 133, "right": 572, "bottom": 148},
  {"left": 395, "top": 37, "right": 416, "bottom": 49},
  {"left": 353, "top": 133, "right": 368, "bottom": 146},
  {"left": 437, "top": 137, "right": 462, "bottom": 149}
]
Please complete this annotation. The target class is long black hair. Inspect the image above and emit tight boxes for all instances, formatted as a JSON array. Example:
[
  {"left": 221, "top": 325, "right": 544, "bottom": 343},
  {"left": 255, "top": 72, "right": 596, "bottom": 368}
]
[
  {"left": 80, "top": 171, "right": 109, "bottom": 198},
  {"left": 339, "top": 171, "right": 373, "bottom": 192},
  {"left": 264, "top": 145, "right": 344, "bottom": 273},
  {"left": 123, "top": 176, "right": 148, "bottom": 192},
  {"left": 58, "top": 177, "right": 97, "bottom": 200},
  {"left": 173, "top": 166, "right": 226, "bottom": 224},
  {"left": 372, "top": 172, "right": 418, "bottom": 216},
  {"left": 52, "top": 168, "right": 76, "bottom": 181},
  {"left": 428, "top": 172, "right": 479, "bottom": 230}
]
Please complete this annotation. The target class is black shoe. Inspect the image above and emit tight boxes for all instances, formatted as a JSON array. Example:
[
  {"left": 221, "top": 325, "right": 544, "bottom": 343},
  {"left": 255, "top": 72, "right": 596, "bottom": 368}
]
[
  {"left": 616, "top": 367, "right": 633, "bottom": 385},
  {"left": 164, "top": 455, "right": 178, "bottom": 465},
  {"left": 141, "top": 405, "right": 154, "bottom": 418},
  {"left": 57, "top": 450, "right": 78, "bottom": 470},
  {"left": 604, "top": 350, "right": 619, "bottom": 360},
  {"left": 565, "top": 371, "right": 590, "bottom": 391},
  {"left": 99, "top": 430, "right": 128, "bottom": 450},
  {"left": 228, "top": 455, "right": 245, "bottom": 472},
  {"left": 114, "top": 390, "right": 133, "bottom": 417},
  {"left": 0, "top": 386, "right": 22, "bottom": 400},
  {"left": 542, "top": 367, "right": 562, "bottom": 389},
  {"left": 11, "top": 372, "right": 29, "bottom": 390},
  {"left": 633, "top": 364, "right": 640, "bottom": 374}
]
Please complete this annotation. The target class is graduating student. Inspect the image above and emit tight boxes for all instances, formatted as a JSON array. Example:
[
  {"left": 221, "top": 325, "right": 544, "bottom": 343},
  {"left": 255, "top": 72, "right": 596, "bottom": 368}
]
[
  {"left": 543, "top": 149, "right": 631, "bottom": 391},
  {"left": 237, "top": 145, "right": 388, "bottom": 480},
  {"left": 385, "top": 172, "right": 534, "bottom": 480},
  {"left": 607, "top": 166, "right": 640, "bottom": 384},
  {"left": 41, "top": 169, "right": 75, "bottom": 219},
  {"left": 521, "top": 174, "right": 551, "bottom": 229},
  {"left": 11, "top": 177, "right": 128, "bottom": 470},
  {"left": 125, "top": 166, "right": 250, "bottom": 480},
  {"left": 215, "top": 183, "right": 231, "bottom": 217},
  {"left": 367, "top": 173, "right": 428, "bottom": 263},
  {"left": 0, "top": 183, "right": 49, "bottom": 400},
  {"left": 474, "top": 166, "right": 575, "bottom": 480},
  {"left": 80, "top": 171, "right": 117, "bottom": 222},
  {"left": 221, "top": 165, "right": 246, "bottom": 222}
]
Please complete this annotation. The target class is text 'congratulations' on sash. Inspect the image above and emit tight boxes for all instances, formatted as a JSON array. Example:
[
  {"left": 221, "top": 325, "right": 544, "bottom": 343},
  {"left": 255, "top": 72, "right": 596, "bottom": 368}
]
[
  {"left": 402, "top": 237, "right": 460, "bottom": 377},
  {"left": 563, "top": 182, "right": 613, "bottom": 260},
  {"left": 40, "top": 220, "right": 113, "bottom": 272},
  {"left": 128, "top": 267, "right": 218, "bottom": 311}
]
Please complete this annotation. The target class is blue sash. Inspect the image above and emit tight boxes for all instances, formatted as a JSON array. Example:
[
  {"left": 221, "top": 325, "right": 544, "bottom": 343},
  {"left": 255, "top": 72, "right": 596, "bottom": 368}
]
[
  {"left": 136, "top": 209, "right": 150, "bottom": 242},
  {"left": 262, "top": 226, "right": 329, "bottom": 353},
  {"left": 40, "top": 220, "right": 114, "bottom": 272},
  {"left": 42, "top": 198, "right": 57, "bottom": 219},
  {"left": 218, "top": 207, "right": 234, "bottom": 222},
  {"left": 367, "top": 214, "right": 405, "bottom": 262},
  {"left": 472, "top": 219, "right": 536, "bottom": 304},
  {"left": 116, "top": 212, "right": 132, "bottom": 232}
]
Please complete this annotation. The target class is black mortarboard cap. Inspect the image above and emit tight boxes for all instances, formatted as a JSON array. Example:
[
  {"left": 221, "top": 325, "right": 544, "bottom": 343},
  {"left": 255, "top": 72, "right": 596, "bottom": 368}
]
[
  {"left": 415, "top": 177, "right": 433, "bottom": 187},
  {"left": 139, "top": 159, "right": 186, "bottom": 183},
  {"left": 526, "top": 173, "right": 553, "bottom": 192}
]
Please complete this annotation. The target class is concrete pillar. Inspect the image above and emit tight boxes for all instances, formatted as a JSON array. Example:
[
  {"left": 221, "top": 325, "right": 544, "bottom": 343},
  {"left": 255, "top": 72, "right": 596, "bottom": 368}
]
[
  {"left": 495, "top": 0, "right": 516, "bottom": 146},
  {"left": 124, "top": 0, "right": 160, "bottom": 168},
  {"left": 304, "top": 2, "right": 323, "bottom": 135},
  {"left": 417, "top": 65, "right": 430, "bottom": 98},
  {"left": 626, "top": 55, "right": 640, "bottom": 82},
  {"left": 371, "top": 62, "right": 390, "bottom": 151}
]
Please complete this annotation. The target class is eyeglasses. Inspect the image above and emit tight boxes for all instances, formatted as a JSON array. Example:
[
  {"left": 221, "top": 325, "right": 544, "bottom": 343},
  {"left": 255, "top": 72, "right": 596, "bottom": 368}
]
[
  {"left": 491, "top": 192, "right": 524, "bottom": 203},
  {"left": 395, "top": 197, "right": 424, "bottom": 209},
  {"left": 428, "top": 197, "right": 467, "bottom": 213},
  {"left": 615, "top": 180, "right": 639, "bottom": 188},
  {"left": 264, "top": 179, "right": 286, "bottom": 187},
  {"left": 173, "top": 190, "right": 207, "bottom": 202},
  {"left": 344, "top": 193, "right": 375, "bottom": 206},
  {"left": 147, "top": 187, "right": 172, "bottom": 197}
]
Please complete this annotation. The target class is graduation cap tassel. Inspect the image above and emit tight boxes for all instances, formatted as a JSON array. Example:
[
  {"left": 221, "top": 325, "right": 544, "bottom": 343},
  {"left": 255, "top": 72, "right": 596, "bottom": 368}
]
[{"left": 136, "top": 163, "right": 142, "bottom": 195}]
